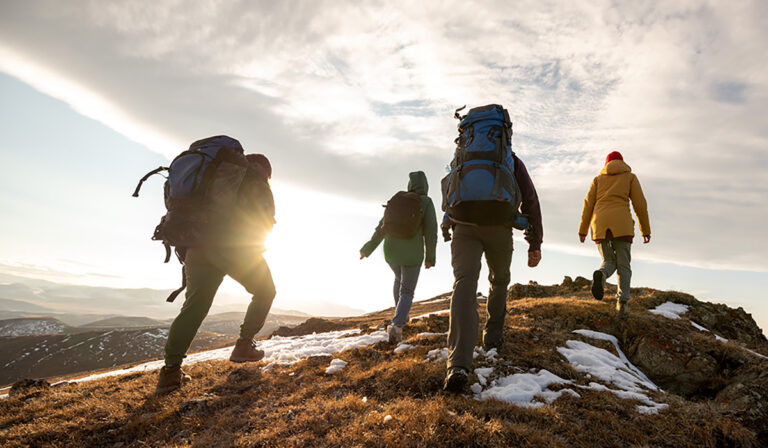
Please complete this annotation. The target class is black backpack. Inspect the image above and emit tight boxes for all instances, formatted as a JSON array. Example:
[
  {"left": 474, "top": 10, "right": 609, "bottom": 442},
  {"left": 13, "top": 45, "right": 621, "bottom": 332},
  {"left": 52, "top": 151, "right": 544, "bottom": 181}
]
[{"left": 381, "top": 191, "right": 423, "bottom": 238}]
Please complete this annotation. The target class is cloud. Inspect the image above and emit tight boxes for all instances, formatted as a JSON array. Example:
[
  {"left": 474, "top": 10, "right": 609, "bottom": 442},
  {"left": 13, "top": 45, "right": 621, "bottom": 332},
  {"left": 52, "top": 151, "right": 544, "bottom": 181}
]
[{"left": 1, "top": 0, "right": 766, "bottom": 271}]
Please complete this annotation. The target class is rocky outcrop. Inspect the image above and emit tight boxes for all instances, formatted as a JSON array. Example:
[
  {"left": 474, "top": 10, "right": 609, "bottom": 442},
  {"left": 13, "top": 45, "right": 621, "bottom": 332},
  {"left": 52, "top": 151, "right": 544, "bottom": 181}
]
[{"left": 270, "top": 318, "right": 347, "bottom": 337}]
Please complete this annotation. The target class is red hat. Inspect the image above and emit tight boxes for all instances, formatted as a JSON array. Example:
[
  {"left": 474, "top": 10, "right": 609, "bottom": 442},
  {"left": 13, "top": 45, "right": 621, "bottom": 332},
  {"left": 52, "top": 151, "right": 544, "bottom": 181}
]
[
  {"left": 605, "top": 151, "right": 623, "bottom": 164},
  {"left": 246, "top": 153, "right": 272, "bottom": 179}
]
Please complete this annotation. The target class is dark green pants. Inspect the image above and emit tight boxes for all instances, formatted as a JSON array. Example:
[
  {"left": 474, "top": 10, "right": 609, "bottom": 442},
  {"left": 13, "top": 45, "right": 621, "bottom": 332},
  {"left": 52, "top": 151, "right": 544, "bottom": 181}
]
[
  {"left": 164, "top": 246, "right": 275, "bottom": 367},
  {"left": 448, "top": 224, "right": 514, "bottom": 371}
]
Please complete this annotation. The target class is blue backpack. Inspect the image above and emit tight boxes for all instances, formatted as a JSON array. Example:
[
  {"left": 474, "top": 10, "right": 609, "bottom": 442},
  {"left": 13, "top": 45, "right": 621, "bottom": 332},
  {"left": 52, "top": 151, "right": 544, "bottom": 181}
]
[
  {"left": 133, "top": 136, "right": 256, "bottom": 302},
  {"left": 441, "top": 104, "right": 523, "bottom": 226}
]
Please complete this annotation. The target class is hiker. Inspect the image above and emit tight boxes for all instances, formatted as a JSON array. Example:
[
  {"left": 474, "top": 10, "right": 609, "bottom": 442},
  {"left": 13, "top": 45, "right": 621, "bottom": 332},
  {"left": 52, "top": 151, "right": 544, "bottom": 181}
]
[
  {"left": 578, "top": 150, "right": 650, "bottom": 317},
  {"left": 360, "top": 171, "right": 438, "bottom": 344},
  {"left": 440, "top": 105, "right": 543, "bottom": 393},
  {"left": 134, "top": 136, "right": 276, "bottom": 394}
]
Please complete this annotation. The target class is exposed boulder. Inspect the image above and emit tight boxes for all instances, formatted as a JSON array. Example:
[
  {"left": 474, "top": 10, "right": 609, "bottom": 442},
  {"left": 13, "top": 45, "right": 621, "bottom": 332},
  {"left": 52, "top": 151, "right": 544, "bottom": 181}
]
[
  {"left": 628, "top": 333, "right": 723, "bottom": 397},
  {"left": 270, "top": 318, "right": 347, "bottom": 337}
]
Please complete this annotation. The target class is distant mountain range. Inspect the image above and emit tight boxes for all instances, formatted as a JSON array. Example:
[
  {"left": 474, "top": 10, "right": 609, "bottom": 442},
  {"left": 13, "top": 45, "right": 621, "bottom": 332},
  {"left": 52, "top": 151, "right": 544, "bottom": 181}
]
[
  {"left": 0, "top": 271, "right": 363, "bottom": 324},
  {"left": 0, "top": 311, "right": 308, "bottom": 386}
]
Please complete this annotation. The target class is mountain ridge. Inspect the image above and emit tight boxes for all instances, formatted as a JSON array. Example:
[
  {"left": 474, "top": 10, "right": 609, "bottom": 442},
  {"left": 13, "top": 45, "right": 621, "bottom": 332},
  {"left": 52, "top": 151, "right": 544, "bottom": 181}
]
[{"left": 1, "top": 279, "right": 766, "bottom": 447}]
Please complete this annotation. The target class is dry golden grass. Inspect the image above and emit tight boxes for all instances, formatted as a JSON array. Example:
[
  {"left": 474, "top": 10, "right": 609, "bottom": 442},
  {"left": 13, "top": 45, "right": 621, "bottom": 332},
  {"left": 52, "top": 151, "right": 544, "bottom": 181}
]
[{"left": 1, "top": 285, "right": 765, "bottom": 448}]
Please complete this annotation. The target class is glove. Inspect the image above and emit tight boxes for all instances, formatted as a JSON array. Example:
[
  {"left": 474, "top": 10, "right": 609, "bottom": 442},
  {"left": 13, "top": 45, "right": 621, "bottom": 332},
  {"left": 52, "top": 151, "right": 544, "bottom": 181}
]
[
  {"left": 524, "top": 225, "right": 535, "bottom": 245},
  {"left": 441, "top": 221, "right": 452, "bottom": 242}
]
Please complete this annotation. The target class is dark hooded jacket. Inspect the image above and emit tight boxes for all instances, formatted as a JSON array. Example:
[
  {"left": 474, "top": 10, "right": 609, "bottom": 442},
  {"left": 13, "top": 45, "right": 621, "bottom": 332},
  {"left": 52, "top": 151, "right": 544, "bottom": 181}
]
[{"left": 360, "top": 171, "right": 438, "bottom": 267}]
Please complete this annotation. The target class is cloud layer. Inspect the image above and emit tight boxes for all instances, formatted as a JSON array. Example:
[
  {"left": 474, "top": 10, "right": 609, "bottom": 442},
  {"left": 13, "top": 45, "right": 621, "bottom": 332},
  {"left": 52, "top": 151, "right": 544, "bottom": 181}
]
[{"left": 1, "top": 0, "right": 766, "bottom": 270}]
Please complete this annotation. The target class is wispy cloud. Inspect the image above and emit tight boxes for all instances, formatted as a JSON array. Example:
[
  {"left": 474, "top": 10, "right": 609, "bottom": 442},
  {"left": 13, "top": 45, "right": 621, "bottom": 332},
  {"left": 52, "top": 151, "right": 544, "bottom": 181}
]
[{"left": 1, "top": 0, "right": 766, "bottom": 271}]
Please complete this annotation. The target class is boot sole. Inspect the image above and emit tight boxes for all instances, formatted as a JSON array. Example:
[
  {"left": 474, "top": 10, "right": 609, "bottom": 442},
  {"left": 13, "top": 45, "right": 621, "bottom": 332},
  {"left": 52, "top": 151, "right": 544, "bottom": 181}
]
[
  {"left": 155, "top": 384, "right": 180, "bottom": 395},
  {"left": 591, "top": 271, "right": 604, "bottom": 300},
  {"left": 229, "top": 353, "right": 265, "bottom": 363},
  {"left": 443, "top": 371, "right": 468, "bottom": 393}
]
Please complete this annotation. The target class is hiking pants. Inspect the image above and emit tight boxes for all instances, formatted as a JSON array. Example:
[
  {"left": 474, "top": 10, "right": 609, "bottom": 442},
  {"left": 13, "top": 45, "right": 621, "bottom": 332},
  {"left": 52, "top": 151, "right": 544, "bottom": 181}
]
[
  {"left": 597, "top": 239, "right": 632, "bottom": 301},
  {"left": 448, "top": 224, "right": 514, "bottom": 371},
  {"left": 164, "top": 246, "right": 276, "bottom": 367},
  {"left": 388, "top": 264, "right": 421, "bottom": 327}
]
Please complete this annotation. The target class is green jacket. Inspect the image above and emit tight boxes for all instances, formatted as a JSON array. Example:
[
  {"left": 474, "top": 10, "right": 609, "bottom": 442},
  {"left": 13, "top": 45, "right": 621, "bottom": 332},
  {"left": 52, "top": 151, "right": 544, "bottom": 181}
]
[{"left": 360, "top": 171, "right": 438, "bottom": 267}]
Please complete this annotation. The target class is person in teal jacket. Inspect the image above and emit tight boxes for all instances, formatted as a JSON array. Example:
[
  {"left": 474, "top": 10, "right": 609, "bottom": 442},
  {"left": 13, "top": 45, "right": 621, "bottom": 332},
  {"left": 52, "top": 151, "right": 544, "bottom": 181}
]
[{"left": 360, "top": 171, "right": 438, "bottom": 343}]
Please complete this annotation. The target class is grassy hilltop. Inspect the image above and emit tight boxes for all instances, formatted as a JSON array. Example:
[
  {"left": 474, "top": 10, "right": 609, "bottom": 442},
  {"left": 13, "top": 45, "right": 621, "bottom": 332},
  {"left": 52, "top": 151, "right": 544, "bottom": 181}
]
[{"left": 1, "top": 279, "right": 766, "bottom": 448}]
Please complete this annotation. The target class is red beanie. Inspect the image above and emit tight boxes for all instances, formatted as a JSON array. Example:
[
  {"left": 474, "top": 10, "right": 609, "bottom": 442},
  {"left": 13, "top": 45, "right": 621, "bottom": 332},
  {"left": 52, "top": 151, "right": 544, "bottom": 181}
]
[{"left": 605, "top": 151, "right": 623, "bottom": 164}]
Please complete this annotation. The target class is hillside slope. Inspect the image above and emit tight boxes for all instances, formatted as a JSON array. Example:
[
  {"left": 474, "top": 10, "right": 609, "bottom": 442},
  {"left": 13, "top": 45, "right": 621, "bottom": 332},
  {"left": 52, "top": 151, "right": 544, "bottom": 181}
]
[{"left": 1, "top": 279, "right": 766, "bottom": 447}]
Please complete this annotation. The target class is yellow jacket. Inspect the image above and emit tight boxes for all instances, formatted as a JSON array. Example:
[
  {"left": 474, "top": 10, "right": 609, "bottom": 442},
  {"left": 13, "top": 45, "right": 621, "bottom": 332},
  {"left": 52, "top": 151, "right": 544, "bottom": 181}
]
[{"left": 578, "top": 160, "right": 650, "bottom": 240}]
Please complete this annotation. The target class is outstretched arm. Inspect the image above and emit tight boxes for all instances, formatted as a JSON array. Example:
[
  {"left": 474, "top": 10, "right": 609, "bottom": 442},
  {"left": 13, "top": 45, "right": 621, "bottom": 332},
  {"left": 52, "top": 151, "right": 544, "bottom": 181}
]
[{"left": 360, "top": 218, "right": 385, "bottom": 258}]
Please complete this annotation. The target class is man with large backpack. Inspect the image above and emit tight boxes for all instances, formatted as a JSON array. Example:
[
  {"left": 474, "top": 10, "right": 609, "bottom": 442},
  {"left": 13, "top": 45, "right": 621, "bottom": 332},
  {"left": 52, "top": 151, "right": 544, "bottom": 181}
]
[
  {"left": 360, "top": 171, "right": 438, "bottom": 344},
  {"left": 133, "top": 135, "right": 276, "bottom": 394},
  {"left": 440, "top": 105, "right": 543, "bottom": 393}
]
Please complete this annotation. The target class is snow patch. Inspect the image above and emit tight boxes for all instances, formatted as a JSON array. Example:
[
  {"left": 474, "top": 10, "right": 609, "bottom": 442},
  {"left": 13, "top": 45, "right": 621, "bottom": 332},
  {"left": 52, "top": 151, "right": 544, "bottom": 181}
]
[
  {"left": 649, "top": 302, "right": 689, "bottom": 319},
  {"left": 558, "top": 330, "right": 667, "bottom": 414},
  {"left": 690, "top": 321, "right": 708, "bottom": 332},
  {"left": 393, "top": 343, "right": 414, "bottom": 354},
  {"left": 325, "top": 359, "right": 348, "bottom": 374},
  {"left": 0, "top": 329, "right": 387, "bottom": 397},
  {"left": 477, "top": 370, "right": 578, "bottom": 408},
  {"left": 474, "top": 367, "right": 494, "bottom": 386},
  {"left": 691, "top": 321, "right": 730, "bottom": 343},
  {"left": 425, "top": 348, "right": 449, "bottom": 362},
  {"left": 414, "top": 332, "right": 446, "bottom": 338},
  {"left": 411, "top": 309, "right": 450, "bottom": 320}
]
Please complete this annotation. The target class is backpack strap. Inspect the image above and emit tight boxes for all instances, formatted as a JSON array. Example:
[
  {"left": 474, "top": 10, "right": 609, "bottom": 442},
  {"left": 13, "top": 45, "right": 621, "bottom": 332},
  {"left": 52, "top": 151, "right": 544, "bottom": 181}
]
[
  {"left": 132, "top": 166, "right": 168, "bottom": 197},
  {"left": 166, "top": 265, "right": 187, "bottom": 303}
]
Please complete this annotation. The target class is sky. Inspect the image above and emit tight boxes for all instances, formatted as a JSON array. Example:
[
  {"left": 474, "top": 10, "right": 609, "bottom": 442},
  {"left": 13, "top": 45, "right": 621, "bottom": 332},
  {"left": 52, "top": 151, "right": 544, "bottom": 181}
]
[{"left": 0, "top": 1, "right": 766, "bottom": 329}]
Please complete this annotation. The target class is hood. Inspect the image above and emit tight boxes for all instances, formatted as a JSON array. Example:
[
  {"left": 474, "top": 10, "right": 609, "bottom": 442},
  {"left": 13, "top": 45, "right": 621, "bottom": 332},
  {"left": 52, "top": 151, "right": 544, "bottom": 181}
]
[
  {"left": 600, "top": 159, "right": 632, "bottom": 175},
  {"left": 407, "top": 171, "right": 428, "bottom": 195}
]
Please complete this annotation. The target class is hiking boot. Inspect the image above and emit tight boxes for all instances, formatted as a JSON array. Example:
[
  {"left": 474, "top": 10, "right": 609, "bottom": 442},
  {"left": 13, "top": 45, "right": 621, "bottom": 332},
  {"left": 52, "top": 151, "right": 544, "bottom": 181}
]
[
  {"left": 591, "top": 270, "right": 604, "bottom": 300},
  {"left": 482, "top": 331, "right": 503, "bottom": 352},
  {"left": 387, "top": 325, "right": 403, "bottom": 344},
  {"left": 616, "top": 300, "right": 628, "bottom": 319},
  {"left": 229, "top": 338, "right": 265, "bottom": 363},
  {"left": 155, "top": 365, "right": 191, "bottom": 395},
  {"left": 443, "top": 367, "right": 469, "bottom": 393}
]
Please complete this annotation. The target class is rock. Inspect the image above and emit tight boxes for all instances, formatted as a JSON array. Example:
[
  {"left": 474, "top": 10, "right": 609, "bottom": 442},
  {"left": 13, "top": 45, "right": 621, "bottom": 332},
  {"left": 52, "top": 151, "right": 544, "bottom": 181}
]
[
  {"left": 628, "top": 335, "right": 721, "bottom": 397},
  {"left": 715, "top": 365, "right": 768, "bottom": 444},
  {"left": 561, "top": 276, "right": 573, "bottom": 287},
  {"left": 688, "top": 303, "right": 768, "bottom": 351},
  {"left": 10, "top": 378, "right": 50, "bottom": 398},
  {"left": 572, "top": 276, "right": 590, "bottom": 289},
  {"left": 271, "top": 318, "right": 347, "bottom": 337}
]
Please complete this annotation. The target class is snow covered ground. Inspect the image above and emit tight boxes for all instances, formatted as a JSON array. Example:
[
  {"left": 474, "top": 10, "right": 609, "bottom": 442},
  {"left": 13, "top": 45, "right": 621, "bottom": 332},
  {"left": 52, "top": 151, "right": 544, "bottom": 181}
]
[
  {"left": 0, "top": 319, "right": 67, "bottom": 337},
  {"left": 461, "top": 329, "right": 667, "bottom": 414},
  {"left": 649, "top": 302, "right": 689, "bottom": 319},
  {"left": 411, "top": 309, "right": 450, "bottom": 320},
  {"left": 0, "top": 329, "right": 387, "bottom": 399}
]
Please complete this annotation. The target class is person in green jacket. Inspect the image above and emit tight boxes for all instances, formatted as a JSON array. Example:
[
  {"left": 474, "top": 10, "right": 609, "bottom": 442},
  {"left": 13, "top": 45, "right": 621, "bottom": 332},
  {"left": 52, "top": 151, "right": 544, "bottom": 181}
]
[{"left": 360, "top": 171, "right": 438, "bottom": 343}]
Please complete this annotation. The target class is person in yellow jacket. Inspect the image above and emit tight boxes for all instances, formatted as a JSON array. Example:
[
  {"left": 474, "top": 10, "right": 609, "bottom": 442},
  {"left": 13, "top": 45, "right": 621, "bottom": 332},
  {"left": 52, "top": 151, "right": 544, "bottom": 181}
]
[{"left": 578, "top": 151, "right": 650, "bottom": 317}]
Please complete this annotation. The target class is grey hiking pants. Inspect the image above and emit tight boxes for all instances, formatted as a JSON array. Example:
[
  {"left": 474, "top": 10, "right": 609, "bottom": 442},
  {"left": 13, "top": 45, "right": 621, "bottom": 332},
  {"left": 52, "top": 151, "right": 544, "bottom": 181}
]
[
  {"left": 597, "top": 239, "right": 632, "bottom": 301},
  {"left": 447, "top": 224, "right": 514, "bottom": 371},
  {"left": 389, "top": 264, "right": 421, "bottom": 327},
  {"left": 164, "top": 246, "right": 275, "bottom": 367}
]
